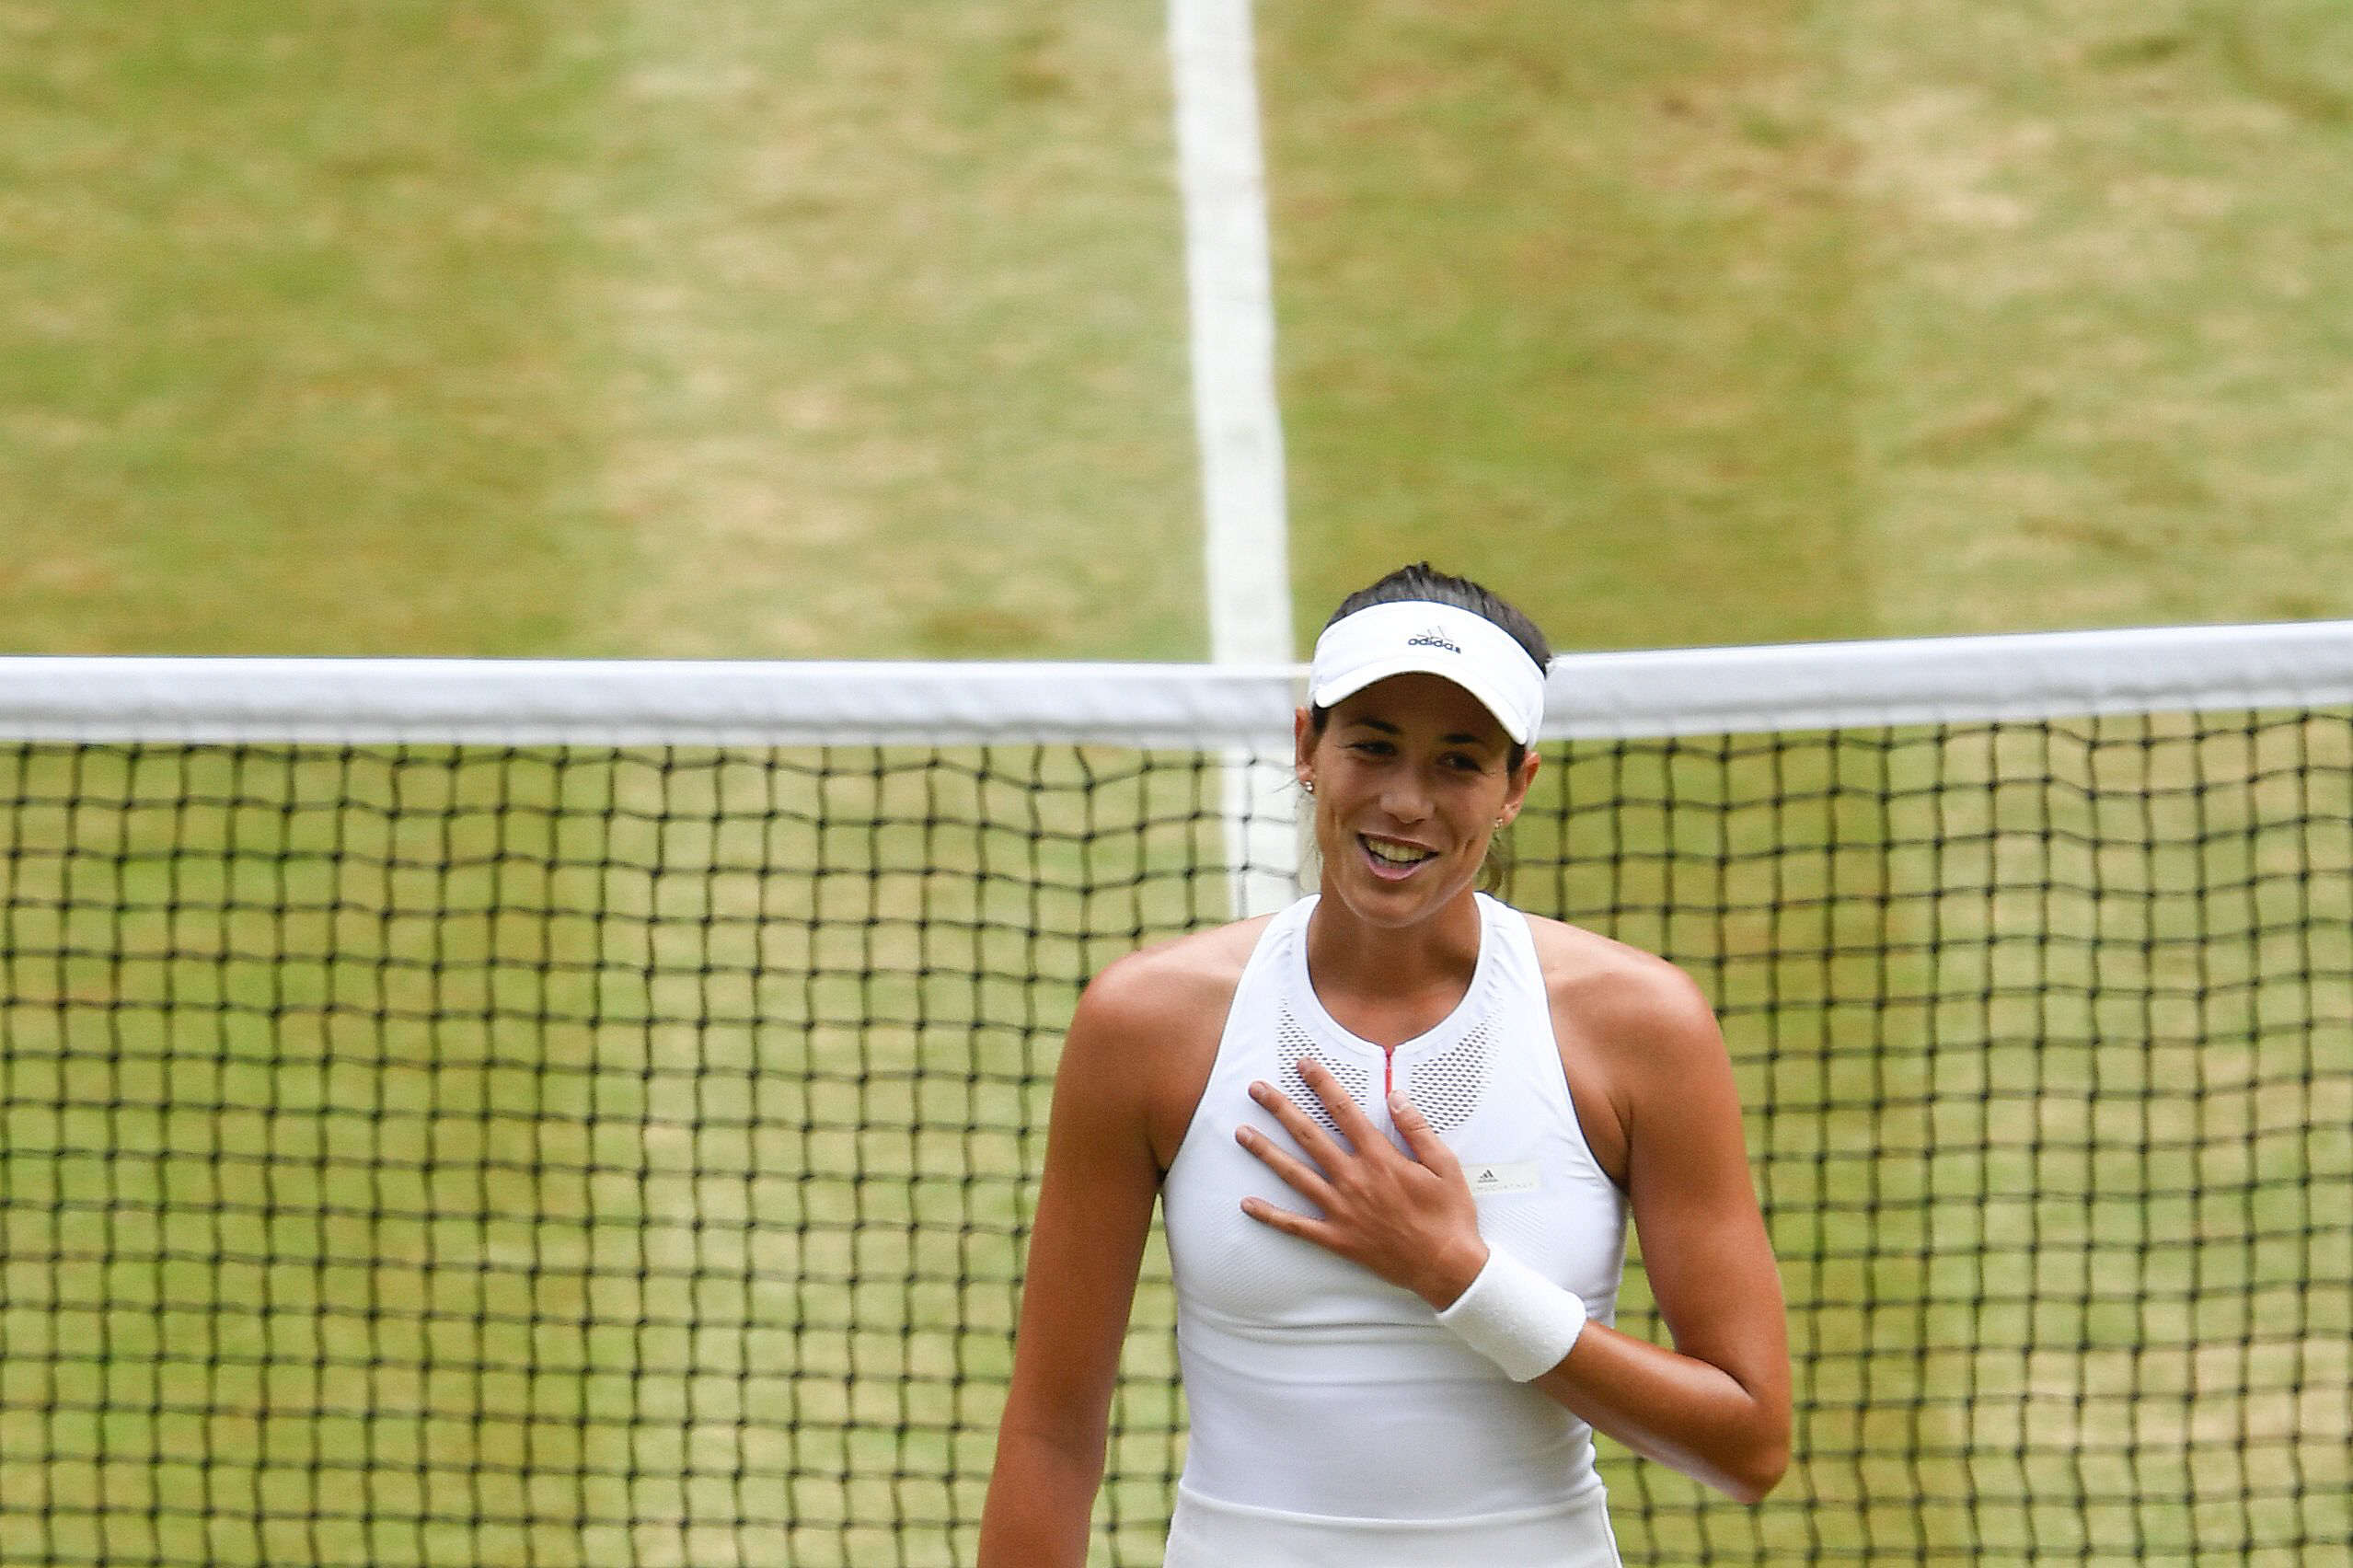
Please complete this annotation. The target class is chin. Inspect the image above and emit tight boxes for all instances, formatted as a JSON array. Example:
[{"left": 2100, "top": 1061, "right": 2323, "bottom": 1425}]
[{"left": 1326, "top": 858, "right": 1469, "bottom": 923}]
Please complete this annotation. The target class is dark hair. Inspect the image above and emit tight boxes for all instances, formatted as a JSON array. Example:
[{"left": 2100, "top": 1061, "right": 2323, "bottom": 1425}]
[{"left": 1309, "top": 562, "right": 1551, "bottom": 894}]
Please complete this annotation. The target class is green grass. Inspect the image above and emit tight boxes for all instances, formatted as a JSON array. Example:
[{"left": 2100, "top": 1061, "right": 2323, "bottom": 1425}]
[
  {"left": 1262, "top": 0, "right": 2353, "bottom": 651},
  {"left": 0, "top": 0, "right": 1201, "bottom": 661},
  {"left": 8, "top": 1, "right": 2353, "bottom": 660},
  {"left": 0, "top": 2, "right": 630, "bottom": 655},
  {"left": 1264, "top": 0, "right": 1872, "bottom": 651}
]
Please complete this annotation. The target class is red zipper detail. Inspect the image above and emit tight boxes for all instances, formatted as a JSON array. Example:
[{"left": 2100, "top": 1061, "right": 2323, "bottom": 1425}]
[{"left": 1381, "top": 1049, "right": 1400, "bottom": 1147}]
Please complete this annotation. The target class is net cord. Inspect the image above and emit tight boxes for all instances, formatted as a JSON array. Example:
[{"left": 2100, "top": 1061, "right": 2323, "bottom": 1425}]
[{"left": 5, "top": 618, "right": 2353, "bottom": 745}]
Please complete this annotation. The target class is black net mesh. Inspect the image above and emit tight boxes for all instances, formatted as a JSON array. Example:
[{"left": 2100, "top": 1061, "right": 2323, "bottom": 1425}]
[{"left": 2, "top": 717, "right": 2348, "bottom": 1565}]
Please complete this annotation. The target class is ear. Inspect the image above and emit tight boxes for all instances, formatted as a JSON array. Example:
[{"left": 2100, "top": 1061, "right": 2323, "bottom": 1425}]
[
  {"left": 1495, "top": 748, "right": 1540, "bottom": 828},
  {"left": 1293, "top": 706, "right": 1316, "bottom": 790}
]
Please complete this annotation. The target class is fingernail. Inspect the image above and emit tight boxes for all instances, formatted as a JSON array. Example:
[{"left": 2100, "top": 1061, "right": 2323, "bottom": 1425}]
[
  {"left": 1389, "top": 1091, "right": 1408, "bottom": 1113},
  {"left": 1248, "top": 1081, "right": 1267, "bottom": 1101}
]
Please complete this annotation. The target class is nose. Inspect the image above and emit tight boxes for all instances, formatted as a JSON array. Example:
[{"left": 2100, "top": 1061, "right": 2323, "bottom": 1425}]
[{"left": 1379, "top": 771, "right": 1432, "bottom": 824}]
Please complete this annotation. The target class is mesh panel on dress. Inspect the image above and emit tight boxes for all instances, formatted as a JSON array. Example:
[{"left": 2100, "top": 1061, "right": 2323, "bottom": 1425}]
[
  {"left": 1406, "top": 1018, "right": 1492, "bottom": 1134},
  {"left": 1275, "top": 1006, "right": 1374, "bottom": 1137}
]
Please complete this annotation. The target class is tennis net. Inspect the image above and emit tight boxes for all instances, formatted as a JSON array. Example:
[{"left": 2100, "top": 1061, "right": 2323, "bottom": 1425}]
[{"left": 2, "top": 628, "right": 2348, "bottom": 1565}]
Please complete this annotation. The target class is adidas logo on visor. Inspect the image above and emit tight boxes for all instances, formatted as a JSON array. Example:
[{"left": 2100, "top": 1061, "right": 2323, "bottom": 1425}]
[{"left": 1406, "top": 628, "right": 1463, "bottom": 654}]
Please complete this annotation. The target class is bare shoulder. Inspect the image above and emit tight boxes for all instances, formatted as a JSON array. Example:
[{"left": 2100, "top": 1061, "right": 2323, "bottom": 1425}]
[
  {"left": 1078, "top": 916, "right": 1269, "bottom": 1034},
  {"left": 1066, "top": 915, "right": 1273, "bottom": 1168},
  {"left": 1523, "top": 915, "right": 1717, "bottom": 1039},
  {"left": 1519, "top": 914, "right": 1736, "bottom": 1184},
  {"left": 1520, "top": 912, "right": 1728, "bottom": 1112}
]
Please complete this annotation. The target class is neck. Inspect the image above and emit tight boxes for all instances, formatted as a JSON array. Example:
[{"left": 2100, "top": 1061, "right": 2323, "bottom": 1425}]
[{"left": 1302, "top": 888, "right": 1484, "bottom": 1045}]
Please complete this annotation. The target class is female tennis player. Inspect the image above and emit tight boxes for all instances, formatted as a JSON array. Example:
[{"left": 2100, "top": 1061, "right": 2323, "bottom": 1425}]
[{"left": 977, "top": 564, "right": 1789, "bottom": 1567}]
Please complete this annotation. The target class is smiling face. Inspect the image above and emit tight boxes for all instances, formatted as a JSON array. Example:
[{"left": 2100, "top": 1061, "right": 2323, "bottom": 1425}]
[{"left": 1295, "top": 672, "right": 1540, "bottom": 928}]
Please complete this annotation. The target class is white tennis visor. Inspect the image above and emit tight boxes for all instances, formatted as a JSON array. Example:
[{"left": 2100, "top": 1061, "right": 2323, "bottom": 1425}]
[{"left": 1308, "top": 600, "right": 1548, "bottom": 747}]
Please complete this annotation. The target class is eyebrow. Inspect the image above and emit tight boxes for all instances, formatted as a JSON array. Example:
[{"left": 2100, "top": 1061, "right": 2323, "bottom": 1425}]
[{"left": 1344, "top": 716, "right": 1496, "bottom": 748}]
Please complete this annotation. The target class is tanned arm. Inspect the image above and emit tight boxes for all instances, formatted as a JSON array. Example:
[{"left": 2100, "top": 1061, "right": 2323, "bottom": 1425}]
[
  {"left": 1528, "top": 963, "right": 1790, "bottom": 1501},
  {"left": 975, "top": 959, "right": 1179, "bottom": 1567}
]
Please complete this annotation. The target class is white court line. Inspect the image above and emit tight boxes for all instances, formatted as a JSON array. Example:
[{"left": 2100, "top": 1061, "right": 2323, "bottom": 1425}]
[{"left": 1169, "top": 0, "right": 1300, "bottom": 916}]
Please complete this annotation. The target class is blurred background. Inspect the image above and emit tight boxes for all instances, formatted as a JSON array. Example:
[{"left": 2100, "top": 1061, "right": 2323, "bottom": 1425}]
[{"left": 7, "top": 0, "right": 2352, "bottom": 663}]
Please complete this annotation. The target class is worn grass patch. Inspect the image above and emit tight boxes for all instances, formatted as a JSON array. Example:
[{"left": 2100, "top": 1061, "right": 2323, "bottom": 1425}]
[
  {"left": 0, "top": 1, "right": 632, "bottom": 656},
  {"left": 1261, "top": 0, "right": 2353, "bottom": 650},
  {"left": 1843, "top": 0, "right": 2353, "bottom": 637},
  {"left": 0, "top": 0, "right": 1199, "bottom": 661},
  {"left": 579, "top": 0, "right": 1201, "bottom": 662},
  {"left": 1261, "top": 0, "right": 1869, "bottom": 652}
]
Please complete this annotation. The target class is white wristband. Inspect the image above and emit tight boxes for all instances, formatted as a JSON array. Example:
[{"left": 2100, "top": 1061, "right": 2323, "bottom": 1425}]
[{"left": 1435, "top": 1246, "right": 1588, "bottom": 1381}]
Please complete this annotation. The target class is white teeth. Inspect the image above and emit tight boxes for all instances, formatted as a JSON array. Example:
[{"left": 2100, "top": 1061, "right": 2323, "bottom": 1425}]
[{"left": 1364, "top": 836, "right": 1434, "bottom": 866}]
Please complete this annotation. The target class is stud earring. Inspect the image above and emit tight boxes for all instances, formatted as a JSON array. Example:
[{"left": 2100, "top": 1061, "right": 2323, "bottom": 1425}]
[{"left": 1301, "top": 780, "right": 1315, "bottom": 796}]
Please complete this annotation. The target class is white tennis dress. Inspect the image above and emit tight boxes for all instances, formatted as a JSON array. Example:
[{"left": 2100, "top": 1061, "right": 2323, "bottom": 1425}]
[{"left": 1159, "top": 894, "right": 1631, "bottom": 1567}]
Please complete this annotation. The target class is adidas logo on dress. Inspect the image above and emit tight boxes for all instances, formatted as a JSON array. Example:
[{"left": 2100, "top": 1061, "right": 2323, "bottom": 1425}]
[{"left": 1464, "top": 1160, "right": 1540, "bottom": 1195}]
